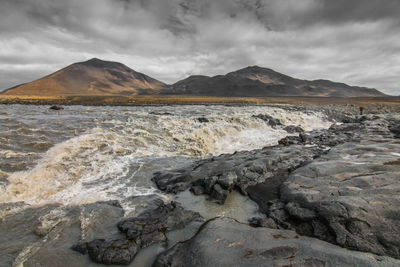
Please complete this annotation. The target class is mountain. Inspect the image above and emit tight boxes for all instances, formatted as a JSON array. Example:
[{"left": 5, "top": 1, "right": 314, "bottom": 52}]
[
  {"left": 169, "top": 66, "right": 385, "bottom": 97},
  {"left": 1, "top": 58, "right": 167, "bottom": 96},
  {"left": 1, "top": 61, "right": 386, "bottom": 97}
]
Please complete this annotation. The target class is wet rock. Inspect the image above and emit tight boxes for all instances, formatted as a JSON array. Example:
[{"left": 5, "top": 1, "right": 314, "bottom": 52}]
[
  {"left": 275, "top": 139, "right": 400, "bottom": 259},
  {"left": 283, "top": 125, "right": 304, "bottom": 133},
  {"left": 75, "top": 200, "right": 201, "bottom": 265},
  {"left": 217, "top": 172, "right": 237, "bottom": 191},
  {"left": 285, "top": 202, "right": 317, "bottom": 221},
  {"left": 153, "top": 217, "right": 400, "bottom": 267},
  {"left": 86, "top": 238, "right": 138, "bottom": 265},
  {"left": 248, "top": 217, "right": 277, "bottom": 229},
  {"left": 197, "top": 117, "right": 209, "bottom": 123},
  {"left": 388, "top": 121, "right": 400, "bottom": 138},
  {"left": 190, "top": 185, "right": 204, "bottom": 195},
  {"left": 49, "top": 105, "right": 64, "bottom": 110},
  {"left": 153, "top": 144, "right": 322, "bottom": 204},
  {"left": 149, "top": 112, "right": 173, "bottom": 116},
  {"left": 210, "top": 184, "right": 228, "bottom": 204},
  {"left": 252, "top": 114, "right": 282, "bottom": 127}
]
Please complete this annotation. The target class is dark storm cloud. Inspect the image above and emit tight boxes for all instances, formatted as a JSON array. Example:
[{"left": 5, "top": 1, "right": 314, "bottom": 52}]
[{"left": 0, "top": 0, "right": 399, "bottom": 95}]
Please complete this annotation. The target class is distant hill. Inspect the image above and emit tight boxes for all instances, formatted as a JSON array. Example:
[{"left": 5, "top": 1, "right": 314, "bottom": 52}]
[
  {"left": 1, "top": 60, "right": 386, "bottom": 97},
  {"left": 1, "top": 58, "right": 167, "bottom": 96},
  {"left": 169, "top": 66, "right": 385, "bottom": 97}
]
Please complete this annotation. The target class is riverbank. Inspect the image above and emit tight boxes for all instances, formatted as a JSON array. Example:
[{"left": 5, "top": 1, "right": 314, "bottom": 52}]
[{"left": 1, "top": 94, "right": 400, "bottom": 107}]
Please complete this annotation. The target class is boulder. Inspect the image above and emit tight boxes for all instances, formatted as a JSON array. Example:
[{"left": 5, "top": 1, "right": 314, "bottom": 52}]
[
  {"left": 73, "top": 200, "right": 201, "bottom": 265},
  {"left": 252, "top": 114, "right": 282, "bottom": 127},
  {"left": 153, "top": 217, "right": 400, "bottom": 267},
  {"left": 49, "top": 105, "right": 64, "bottom": 110},
  {"left": 197, "top": 117, "right": 209, "bottom": 123},
  {"left": 283, "top": 125, "right": 304, "bottom": 133}
]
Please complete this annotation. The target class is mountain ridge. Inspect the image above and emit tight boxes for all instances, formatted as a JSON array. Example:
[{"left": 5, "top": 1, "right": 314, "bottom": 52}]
[
  {"left": 170, "top": 65, "right": 385, "bottom": 97},
  {"left": 1, "top": 59, "right": 385, "bottom": 97}
]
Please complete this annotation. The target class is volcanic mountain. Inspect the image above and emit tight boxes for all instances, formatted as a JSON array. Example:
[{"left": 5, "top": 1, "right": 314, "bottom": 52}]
[
  {"left": 170, "top": 66, "right": 385, "bottom": 97},
  {"left": 1, "top": 60, "right": 386, "bottom": 97},
  {"left": 1, "top": 58, "right": 167, "bottom": 96}
]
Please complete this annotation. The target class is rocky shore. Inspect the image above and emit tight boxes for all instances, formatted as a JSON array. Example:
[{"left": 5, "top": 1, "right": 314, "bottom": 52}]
[
  {"left": 1, "top": 105, "right": 399, "bottom": 266},
  {"left": 151, "top": 111, "right": 400, "bottom": 266}
]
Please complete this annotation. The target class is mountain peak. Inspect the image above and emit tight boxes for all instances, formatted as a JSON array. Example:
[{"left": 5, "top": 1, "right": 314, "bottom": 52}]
[
  {"left": 1, "top": 58, "right": 167, "bottom": 96},
  {"left": 78, "top": 58, "right": 126, "bottom": 69},
  {"left": 230, "top": 65, "right": 279, "bottom": 75}
]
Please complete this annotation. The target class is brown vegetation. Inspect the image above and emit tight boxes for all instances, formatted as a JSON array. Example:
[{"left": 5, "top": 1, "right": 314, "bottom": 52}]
[{"left": 1, "top": 94, "right": 399, "bottom": 107}]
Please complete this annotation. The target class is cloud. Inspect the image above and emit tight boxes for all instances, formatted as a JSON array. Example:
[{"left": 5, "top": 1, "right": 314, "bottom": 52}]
[{"left": 0, "top": 0, "right": 399, "bottom": 95}]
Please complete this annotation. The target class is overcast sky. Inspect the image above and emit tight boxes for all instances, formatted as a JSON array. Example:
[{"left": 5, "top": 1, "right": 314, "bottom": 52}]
[{"left": 0, "top": 0, "right": 399, "bottom": 95}]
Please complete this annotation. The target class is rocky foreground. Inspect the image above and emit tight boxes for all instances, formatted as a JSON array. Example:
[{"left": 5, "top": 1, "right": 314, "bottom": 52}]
[
  {"left": 1, "top": 107, "right": 400, "bottom": 266},
  {"left": 151, "top": 112, "right": 400, "bottom": 265}
]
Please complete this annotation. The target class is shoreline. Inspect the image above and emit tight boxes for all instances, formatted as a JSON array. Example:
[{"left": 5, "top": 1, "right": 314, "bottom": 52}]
[{"left": 1, "top": 95, "right": 400, "bottom": 107}]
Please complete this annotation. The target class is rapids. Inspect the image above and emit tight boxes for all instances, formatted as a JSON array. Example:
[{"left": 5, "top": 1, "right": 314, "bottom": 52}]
[{"left": 0, "top": 104, "right": 331, "bottom": 207}]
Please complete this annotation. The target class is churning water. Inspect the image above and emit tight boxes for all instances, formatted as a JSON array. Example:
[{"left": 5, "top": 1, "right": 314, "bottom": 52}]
[{"left": 0, "top": 104, "right": 331, "bottom": 207}]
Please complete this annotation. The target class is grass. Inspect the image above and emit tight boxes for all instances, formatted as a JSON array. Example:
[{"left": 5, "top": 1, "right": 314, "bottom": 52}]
[{"left": 1, "top": 94, "right": 400, "bottom": 106}]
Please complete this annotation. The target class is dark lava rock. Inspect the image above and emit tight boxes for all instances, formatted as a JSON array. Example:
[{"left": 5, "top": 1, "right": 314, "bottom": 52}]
[
  {"left": 149, "top": 112, "right": 173, "bottom": 116},
  {"left": 283, "top": 125, "right": 304, "bottom": 133},
  {"left": 153, "top": 145, "right": 322, "bottom": 204},
  {"left": 74, "top": 199, "right": 201, "bottom": 265},
  {"left": 210, "top": 184, "right": 228, "bottom": 204},
  {"left": 49, "top": 105, "right": 64, "bottom": 110},
  {"left": 277, "top": 140, "right": 400, "bottom": 259},
  {"left": 153, "top": 217, "right": 399, "bottom": 267},
  {"left": 252, "top": 114, "right": 282, "bottom": 127},
  {"left": 197, "top": 117, "right": 209, "bottom": 123},
  {"left": 153, "top": 119, "right": 367, "bottom": 204},
  {"left": 246, "top": 115, "right": 400, "bottom": 259},
  {"left": 389, "top": 121, "right": 400, "bottom": 138},
  {"left": 248, "top": 217, "right": 277, "bottom": 229},
  {"left": 86, "top": 238, "right": 138, "bottom": 265},
  {"left": 190, "top": 185, "right": 204, "bottom": 195}
]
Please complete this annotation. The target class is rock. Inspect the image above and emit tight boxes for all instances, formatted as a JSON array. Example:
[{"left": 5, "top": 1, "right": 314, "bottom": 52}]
[
  {"left": 49, "top": 105, "right": 63, "bottom": 110},
  {"left": 1, "top": 200, "right": 125, "bottom": 267},
  {"left": 283, "top": 125, "right": 304, "bottom": 133},
  {"left": 86, "top": 238, "right": 138, "bottom": 265},
  {"left": 190, "top": 185, "right": 204, "bottom": 195},
  {"left": 242, "top": 115, "right": 400, "bottom": 259},
  {"left": 248, "top": 217, "right": 277, "bottom": 229},
  {"left": 74, "top": 200, "right": 201, "bottom": 265},
  {"left": 252, "top": 114, "right": 282, "bottom": 127},
  {"left": 285, "top": 202, "right": 317, "bottom": 221},
  {"left": 197, "top": 117, "right": 209, "bottom": 123},
  {"left": 217, "top": 172, "right": 237, "bottom": 191},
  {"left": 153, "top": 217, "right": 400, "bottom": 267},
  {"left": 210, "top": 184, "right": 228, "bottom": 204},
  {"left": 153, "top": 144, "right": 323, "bottom": 204},
  {"left": 276, "top": 139, "right": 400, "bottom": 258},
  {"left": 149, "top": 112, "right": 173, "bottom": 116},
  {"left": 388, "top": 121, "right": 400, "bottom": 138}
]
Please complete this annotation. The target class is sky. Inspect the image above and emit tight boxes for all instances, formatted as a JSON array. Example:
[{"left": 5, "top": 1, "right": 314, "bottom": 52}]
[{"left": 0, "top": 0, "right": 399, "bottom": 95}]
